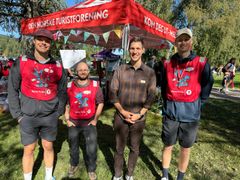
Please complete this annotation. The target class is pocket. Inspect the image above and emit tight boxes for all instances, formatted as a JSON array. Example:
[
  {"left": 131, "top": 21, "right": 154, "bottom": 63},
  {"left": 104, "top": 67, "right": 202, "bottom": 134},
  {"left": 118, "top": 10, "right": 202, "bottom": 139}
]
[{"left": 19, "top": 115, "right": 27, "bottom": 127}]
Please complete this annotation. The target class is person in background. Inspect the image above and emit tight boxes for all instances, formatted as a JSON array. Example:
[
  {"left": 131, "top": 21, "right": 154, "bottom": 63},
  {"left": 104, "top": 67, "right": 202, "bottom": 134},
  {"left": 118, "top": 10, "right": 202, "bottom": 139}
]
[
  {"left": 110, "top": 37, "right": 156, "bottom": 180},
  {"left": 65, "top": 61, "right": 104, "bottom": 180},
  {"left": 220, "top": 58, "right": 236, "bottom": 93},
  {"left": 8, "top": 29, "right": 67, "bottom": 180},
  {"left": 160, "top": 28, "right": 213, "bottom": 180},
  {"left": 154, "top": 56, "right": 165, "bottom": 88},
  {"left": 2, "top": 58, "right": 14, "bottom": 77},
  {"left": 146, "top": 55, "right": 156, "bottom": 69}
]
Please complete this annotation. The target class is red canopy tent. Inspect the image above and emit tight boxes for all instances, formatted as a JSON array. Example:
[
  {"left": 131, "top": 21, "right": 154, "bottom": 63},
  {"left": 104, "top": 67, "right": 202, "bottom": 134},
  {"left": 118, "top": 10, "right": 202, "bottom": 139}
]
[{"left": 21, "top": 0, "right": 177, "bottom": 50}]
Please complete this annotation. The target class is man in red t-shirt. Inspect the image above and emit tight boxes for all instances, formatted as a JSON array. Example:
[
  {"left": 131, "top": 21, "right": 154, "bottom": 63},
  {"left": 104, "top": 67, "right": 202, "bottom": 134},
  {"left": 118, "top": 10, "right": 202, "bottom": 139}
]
[{"left": 65, "top": 61, "right": 104, "bottom": 180}]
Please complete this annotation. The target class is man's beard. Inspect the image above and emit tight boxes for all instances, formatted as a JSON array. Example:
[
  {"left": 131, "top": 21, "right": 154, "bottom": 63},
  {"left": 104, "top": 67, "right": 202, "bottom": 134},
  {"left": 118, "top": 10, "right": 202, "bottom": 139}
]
[{"left": 78, "top": 74, "right": 89, "bottom": 81}]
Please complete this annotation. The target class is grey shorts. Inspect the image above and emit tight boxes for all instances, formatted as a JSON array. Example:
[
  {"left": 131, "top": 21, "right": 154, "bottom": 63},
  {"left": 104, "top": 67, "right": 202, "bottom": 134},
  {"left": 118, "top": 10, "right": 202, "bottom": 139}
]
[
  {"left": 19, "top": 112, "right": 59, "bottom": 145},
  {"left": 161, "top": 117, "right": 199, "bottom": 148}
]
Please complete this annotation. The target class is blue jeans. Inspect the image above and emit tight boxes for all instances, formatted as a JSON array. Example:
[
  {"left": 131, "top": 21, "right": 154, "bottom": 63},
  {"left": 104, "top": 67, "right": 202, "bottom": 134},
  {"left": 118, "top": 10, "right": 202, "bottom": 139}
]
[{"left": 68, "top": 124, "right": 97, "bottom": 172}]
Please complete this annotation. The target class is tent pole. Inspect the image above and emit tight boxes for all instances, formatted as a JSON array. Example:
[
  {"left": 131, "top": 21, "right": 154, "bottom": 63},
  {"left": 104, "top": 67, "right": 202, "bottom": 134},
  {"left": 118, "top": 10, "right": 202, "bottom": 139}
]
[{"left": 122, "top": 24, "right": 130, "bottom": 63}]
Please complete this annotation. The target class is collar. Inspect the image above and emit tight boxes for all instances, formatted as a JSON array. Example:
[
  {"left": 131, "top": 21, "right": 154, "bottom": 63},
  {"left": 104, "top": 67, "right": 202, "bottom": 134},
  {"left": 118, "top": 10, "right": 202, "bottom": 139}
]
[
  {"left": 126, "top": 62, "right": 145, "bottom": 71},
  {"left": 26, "top": 50, "right": 55, "bottom": 63},
  {"left": 172, "top": 51, "right": 197, "bottom": 64},
  {"left": 73, "top": 79, "right": 90, "bottom": 88}
]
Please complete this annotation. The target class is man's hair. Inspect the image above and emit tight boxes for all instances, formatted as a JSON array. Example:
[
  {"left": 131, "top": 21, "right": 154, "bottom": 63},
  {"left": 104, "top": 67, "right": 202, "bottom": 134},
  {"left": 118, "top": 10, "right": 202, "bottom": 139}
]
[
  {"left": 229, "top": 58, "right": 236, "bottom": 64},
  {"left": 129, "top": 37, "right": 144, "bottom": 48}
]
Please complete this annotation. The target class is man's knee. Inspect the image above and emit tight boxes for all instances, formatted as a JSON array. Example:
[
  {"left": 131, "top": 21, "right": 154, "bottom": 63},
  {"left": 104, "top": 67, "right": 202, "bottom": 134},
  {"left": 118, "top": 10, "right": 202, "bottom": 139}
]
[
  {"left": 42, "top": 139, "right": 53, "bottom": 151},
  {"left": 163, "top": 145, "right": 174, "bottom": 151},
  {"left": 180, "top": 147, "right": 191, "bottom": 154},
  {"left": 23, "top": 142, "right": 37, "bottom": 156}
]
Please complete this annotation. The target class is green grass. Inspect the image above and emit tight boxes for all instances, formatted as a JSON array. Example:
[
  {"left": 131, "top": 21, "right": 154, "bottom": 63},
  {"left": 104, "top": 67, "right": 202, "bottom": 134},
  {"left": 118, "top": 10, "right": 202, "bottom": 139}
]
[
  {"left": 0, "top": 99, "right": 240, "bottom": 180},
  {"left": 213, "top": 72, "right": 240, "bottom": 89}
]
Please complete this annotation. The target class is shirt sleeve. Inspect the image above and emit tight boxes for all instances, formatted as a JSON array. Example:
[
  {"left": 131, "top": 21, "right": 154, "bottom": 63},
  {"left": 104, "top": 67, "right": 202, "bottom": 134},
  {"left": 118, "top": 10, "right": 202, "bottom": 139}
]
[
  {"left": 109, "top": 68, "right": 120, "bottom": 103},
  {"left": 57, "top": 66, "right": 68, "bottom": 116},
  {"left": 143, "top": 69, "right": 156, "bottom": 109},
  {"left": 96, "top": 86, "right": 104, "bottom": 104},
  {"left": 200, "top": 61, "right": 214, "bottom": 103},
  {"left": 7, "top": 58, "right": 22, "bottom": 119}
]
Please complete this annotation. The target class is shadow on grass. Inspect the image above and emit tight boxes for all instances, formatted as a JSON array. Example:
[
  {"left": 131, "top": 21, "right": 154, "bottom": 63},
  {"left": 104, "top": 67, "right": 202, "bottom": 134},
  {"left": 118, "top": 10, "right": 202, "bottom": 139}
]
[
  {"left": 98, "top": 117, "right": 167, "bottom": 179},
  {"left": 200, "top": 98, "right": 240, "bottom": 146},
  {"left": 0, "top": 113, "right": 18, "bottom": 137},
  {"left": 139, "top": 139, "right": 163, "bottom": 180},
  {"left": 0, "top": 142, "right": 22, "bottom": 179},
  {"left": 97, "top": 120, "right": 115, "bottom": 175}
]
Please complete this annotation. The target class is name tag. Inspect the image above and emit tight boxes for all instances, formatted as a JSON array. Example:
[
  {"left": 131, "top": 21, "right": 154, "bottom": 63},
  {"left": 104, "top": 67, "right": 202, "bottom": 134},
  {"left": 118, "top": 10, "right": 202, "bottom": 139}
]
[
  {"left": 140, "top": 80, "right": 146, "bottom": 84},
  {"left": 83, "top": 90, "right": 91, "bottom": 95}
]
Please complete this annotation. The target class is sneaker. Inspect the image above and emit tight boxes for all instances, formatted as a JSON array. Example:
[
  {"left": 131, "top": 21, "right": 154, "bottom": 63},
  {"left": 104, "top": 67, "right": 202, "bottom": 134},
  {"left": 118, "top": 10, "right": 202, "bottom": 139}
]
[
  {"left": 88, "top": 172, "right": 97, "bottom": 180},
  {"left": 125, "top": 175, "right": 134, "bottom": 180},
  {"left": 113, "top": 176, "right": 123, "bottom": 180},
  {"left": 45, "top": 176, "right": 56, "bottom": 180},
  {"left": 68, "top": 165, "right": 78, "bottom": 178},
  {"left": 161, "top": 177, "right": 168, "bottom": 180}
]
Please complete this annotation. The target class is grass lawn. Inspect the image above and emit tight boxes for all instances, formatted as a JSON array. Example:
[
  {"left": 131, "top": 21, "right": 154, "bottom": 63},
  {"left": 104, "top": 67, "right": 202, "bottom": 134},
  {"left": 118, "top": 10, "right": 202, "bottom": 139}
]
[
  {"left": 213, "top": 72, "right": 240, "bottom": 89},
  {"left": 0, "top": 98, "right": 240, "bottom": 180}
]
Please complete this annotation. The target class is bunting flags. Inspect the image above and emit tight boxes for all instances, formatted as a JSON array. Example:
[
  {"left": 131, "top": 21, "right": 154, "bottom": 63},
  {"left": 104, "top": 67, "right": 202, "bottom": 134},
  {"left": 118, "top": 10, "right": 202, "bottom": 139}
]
[
  {"left": 64, "top": 35, "right": 69, "bottom": 44},
  {"left": 84, "top": 32, "right": 91, "bottom": 42},
  {"left": 53, "top": 27, "right": 123, "bottom": 45},
  {"left": 76, "top": 30, "right": 82, "bottom": 36},
  {"left": 93, "top": 34, "right": 100, "bottom": 44},
  {"left": 70, "top": 29, "right": 77, "bottom": 36},
  {"left": 103, "top": 32, "right": 110, "bottom": 43},
  {"left": 113, "top": 26, "right": 122, "bottom": 39}
]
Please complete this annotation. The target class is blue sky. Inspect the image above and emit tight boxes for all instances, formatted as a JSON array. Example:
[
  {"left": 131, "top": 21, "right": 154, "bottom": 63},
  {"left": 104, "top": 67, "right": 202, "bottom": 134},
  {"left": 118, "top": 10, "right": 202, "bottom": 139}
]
[
  {"left": 0, "top": 0, "right": 85, "bottom": 37},
  {"left": 67, "top": 0, "right": 87, "bottom": 7}
]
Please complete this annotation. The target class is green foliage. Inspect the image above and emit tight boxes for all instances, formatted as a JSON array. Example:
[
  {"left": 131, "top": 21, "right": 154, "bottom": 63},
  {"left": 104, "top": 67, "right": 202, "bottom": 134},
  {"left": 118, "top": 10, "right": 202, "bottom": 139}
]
[
  {"left": 0, "top": 35, "right": 23, "bottom": 58},
  {"left": 182, "top": 0, "right": 240, "bottom": 65},
  {"left": 0, "top": 0, "right": 67, "bottom": 33},
  {"left": 138, "top": 0, "right": 240, "bottom": 66},
  {"left": 137, "top": 0, "right": 174, "bottom": 22}
]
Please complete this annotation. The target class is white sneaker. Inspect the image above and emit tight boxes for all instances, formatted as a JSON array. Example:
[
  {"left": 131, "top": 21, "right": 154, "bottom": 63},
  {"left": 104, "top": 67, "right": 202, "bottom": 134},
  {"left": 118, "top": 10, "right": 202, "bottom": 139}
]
[
  {"left": 113, "top": 176, "right": 123, "bottom": 180},
  {"left": 125, "top": 175, "right": 134, "bottom": 180},
  {"left": 161, "top": 177, "right": 168, "bottom": 180}
]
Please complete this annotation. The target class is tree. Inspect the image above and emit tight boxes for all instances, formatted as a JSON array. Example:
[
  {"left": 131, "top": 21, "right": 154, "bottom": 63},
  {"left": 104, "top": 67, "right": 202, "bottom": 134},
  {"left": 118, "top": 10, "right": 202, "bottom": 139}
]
[
  {"left": 174, "top": 0, "right": 240, "bottom": 65},
  {"left": 137, "top": 0, "right": 175, "bottom": 22},
  {"left": 0, "top": 0, "right": 67, "bottom": 33}
]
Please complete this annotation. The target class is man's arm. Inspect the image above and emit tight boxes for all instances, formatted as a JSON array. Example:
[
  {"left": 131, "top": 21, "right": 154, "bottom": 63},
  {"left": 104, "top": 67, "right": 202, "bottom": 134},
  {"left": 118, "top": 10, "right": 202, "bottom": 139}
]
[
  {"left": 7, "top": 59, "right": 22, "bottom": 121},
  {"left": 89, "top": 86, "right": 104, "bottom": 126},
  {"left": 64, "top": 104, "right": 75, "bottom": 127},
  {"left": 114, "top": 102, "right": 135, "bottom": 124},
  {"left": 200, "top": 62, "right": 214, "bottom": 105},
  {"left": 143, "top": 69, "right": 156, "bottom": 109},
  {"left": 57, "top": 66, "right": 68, "bottom": 116},
  {"left": 89, "top": 103, "right": 104, "bottom": 126}
]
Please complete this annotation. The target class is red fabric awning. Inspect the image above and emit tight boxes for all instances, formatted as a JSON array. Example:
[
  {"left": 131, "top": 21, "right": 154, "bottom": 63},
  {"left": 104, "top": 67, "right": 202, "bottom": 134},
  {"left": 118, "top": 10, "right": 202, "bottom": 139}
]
[{"left": 21, "top": 0, "right": 176, "bottom": 49}]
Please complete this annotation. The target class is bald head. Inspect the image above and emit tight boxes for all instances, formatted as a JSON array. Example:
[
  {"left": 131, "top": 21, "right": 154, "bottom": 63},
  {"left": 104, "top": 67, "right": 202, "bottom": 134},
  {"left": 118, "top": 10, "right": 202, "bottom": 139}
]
[
  {"left": 76, "top": 61, "right": 90, "bottom": 81},
  {"left": 76, "top": 61, "right": 89, "bottom": 71}
]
